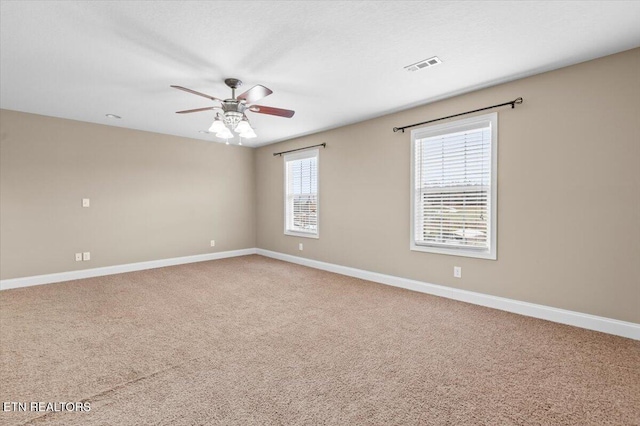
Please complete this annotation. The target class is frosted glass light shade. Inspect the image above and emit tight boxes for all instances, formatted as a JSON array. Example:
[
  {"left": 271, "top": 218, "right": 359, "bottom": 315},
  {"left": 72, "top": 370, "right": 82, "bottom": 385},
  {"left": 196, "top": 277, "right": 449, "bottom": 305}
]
[
  {"left": 235, "top": 119, "right": 252, "bottom": 134},
  {"left": 209, "top": 119, "right": 226, "bottom": 133},
  {"left": 215, "top": 128, "right": 234, "bottom": 139}
]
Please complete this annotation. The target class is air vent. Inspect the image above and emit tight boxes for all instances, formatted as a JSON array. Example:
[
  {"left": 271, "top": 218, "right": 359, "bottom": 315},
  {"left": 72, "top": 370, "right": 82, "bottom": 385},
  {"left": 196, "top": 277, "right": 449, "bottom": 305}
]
[{"left": 404, "top": 56, "right": 442, "bottom": 72}]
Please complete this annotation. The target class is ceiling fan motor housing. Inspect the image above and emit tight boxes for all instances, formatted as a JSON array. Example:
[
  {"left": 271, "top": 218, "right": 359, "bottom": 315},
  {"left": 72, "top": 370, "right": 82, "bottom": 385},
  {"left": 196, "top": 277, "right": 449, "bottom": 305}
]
[{"left": 221, "top": 101, "right": 246, "bottom": 128}]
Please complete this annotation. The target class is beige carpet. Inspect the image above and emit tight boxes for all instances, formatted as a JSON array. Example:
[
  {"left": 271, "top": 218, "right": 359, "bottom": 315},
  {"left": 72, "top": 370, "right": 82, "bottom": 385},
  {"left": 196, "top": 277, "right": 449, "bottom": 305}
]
[{"left": 0, "top": 255, "right": 638, "bottom": 425}]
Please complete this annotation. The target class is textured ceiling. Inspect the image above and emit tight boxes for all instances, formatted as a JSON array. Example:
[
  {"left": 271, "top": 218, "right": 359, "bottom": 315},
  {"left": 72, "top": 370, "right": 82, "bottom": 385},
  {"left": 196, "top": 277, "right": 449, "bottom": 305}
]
[{"left": 1, "top": 1, "right": 639, "bottom": 147}]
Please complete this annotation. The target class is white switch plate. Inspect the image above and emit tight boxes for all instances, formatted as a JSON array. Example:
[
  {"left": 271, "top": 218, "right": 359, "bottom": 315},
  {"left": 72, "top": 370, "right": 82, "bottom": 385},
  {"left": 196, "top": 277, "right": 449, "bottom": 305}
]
[
  {"left": 210, "top": 240, "right": 215, "bottom": 247},
  {"left": 83, "top": 252, "right": 91, "bottom": 261},
  {"left": 75, "top": 253, "right": 82, "bottom": 262},
  {"left": 454, "top": 266, "right": 462, "bottom": 278},
  {"left": 298, "top": 243, "right": 303, "bottom": 251},
  {"left": 82, "top": 198, "right": 90, "bottom": 207}
]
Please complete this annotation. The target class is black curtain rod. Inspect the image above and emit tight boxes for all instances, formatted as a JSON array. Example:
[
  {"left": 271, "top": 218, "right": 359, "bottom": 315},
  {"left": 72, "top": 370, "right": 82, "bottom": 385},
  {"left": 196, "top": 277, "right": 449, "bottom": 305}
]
[
  {"left": 393, "top": 97, "right": 523, "bottom": 133},
  {"left": 273, "top": 143, "right": 326, "bottom": 157}
]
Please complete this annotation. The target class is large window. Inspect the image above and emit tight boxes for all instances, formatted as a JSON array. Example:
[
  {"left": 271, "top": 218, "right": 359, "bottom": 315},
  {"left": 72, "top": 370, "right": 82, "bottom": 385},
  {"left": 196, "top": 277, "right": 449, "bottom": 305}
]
[
  {"left": 284, "top": 149, "right": 319, "bottom": 238},
  {"left": 411, "top": 113, "right": 497, "bottom": 259}
]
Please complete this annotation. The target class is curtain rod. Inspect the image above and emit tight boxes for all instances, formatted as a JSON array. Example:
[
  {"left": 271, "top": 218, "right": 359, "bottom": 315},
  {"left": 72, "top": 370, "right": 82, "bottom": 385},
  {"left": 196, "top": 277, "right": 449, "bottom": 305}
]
[
  {"left": 392, "top": 97, "right": 523, "bottom": 133},
  {"left": 273, "top": 143, "right": 326, "bottom": 157}
]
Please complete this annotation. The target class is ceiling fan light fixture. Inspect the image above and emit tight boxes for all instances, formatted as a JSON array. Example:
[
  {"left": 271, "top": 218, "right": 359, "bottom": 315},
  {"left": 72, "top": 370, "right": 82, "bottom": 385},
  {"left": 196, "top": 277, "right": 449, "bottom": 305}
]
[
  {"left": 235, "top": 118, "right": 252, "bottom": 134},
  {"left": 223, "top": 111, "right": 243, "bottom": 129},
  {"left": 215, "top": 128, "right": 234, "bottom": 139},
  {"left": 209, "top": 118, "right": 226, "bottom": 133}
]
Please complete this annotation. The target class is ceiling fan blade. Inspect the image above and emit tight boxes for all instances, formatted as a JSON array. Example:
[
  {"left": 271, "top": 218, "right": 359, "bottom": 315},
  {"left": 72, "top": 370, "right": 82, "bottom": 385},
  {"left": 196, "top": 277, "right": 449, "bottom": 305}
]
[
  {"left": 249, "top": 105, "right": 295, "bottom": 118},
  {"left": 171, "top": 85, "right": 222, "bottom": 102},
  {"left": 237, "top": 85, "right": 273, "bottom": 104},
  {"left": 175, "top": 107, "right": 216, "bottom": 114}
]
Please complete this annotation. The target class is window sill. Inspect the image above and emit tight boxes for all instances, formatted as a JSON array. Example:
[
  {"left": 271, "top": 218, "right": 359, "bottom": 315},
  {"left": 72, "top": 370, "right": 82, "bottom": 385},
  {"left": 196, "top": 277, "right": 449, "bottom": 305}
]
[
  {"left": 410, "top": 243, "right": 496, "bottom": 260},
  {"left": 285, "top": 231, "right": 319, "bottom": 239}
]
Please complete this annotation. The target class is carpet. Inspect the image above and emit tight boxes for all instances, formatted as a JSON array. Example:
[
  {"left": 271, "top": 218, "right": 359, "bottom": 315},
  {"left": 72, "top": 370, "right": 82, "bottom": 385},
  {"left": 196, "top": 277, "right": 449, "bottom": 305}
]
[{"left": 1, "top": 255, "right": 638, "bottom": 425}]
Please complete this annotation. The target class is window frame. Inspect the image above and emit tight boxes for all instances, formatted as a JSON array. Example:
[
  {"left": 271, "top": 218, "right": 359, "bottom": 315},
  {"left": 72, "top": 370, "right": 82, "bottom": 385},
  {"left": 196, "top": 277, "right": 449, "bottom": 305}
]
[
  {"left": 284, "top": 148, "right": 320, "bottom": 239},
  {"left": 410, "top": 112, "right": 498, "bottom": 260}
]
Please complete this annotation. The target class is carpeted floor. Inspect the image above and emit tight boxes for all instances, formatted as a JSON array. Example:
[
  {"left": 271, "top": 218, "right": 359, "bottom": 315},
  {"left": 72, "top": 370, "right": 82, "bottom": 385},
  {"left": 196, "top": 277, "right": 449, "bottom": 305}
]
[{"left": 0, "top": 255, "right": 638, "bottom": 425}]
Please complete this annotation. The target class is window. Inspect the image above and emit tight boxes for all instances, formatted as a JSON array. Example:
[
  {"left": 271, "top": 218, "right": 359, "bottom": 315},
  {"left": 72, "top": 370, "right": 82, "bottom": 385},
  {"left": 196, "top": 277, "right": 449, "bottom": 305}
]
[
  {"left": 284, "top": 149, "right": 319, "bottom": 238},
  {"left": 411, "top": 112, "right": 497, "bottom": 259}
]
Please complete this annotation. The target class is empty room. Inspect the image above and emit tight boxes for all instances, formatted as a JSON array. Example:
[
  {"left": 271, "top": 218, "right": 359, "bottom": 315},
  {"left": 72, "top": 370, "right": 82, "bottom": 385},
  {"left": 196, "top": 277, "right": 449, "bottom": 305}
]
[{"left": 1, "top": 1, "right": 639, "bottom": 425}]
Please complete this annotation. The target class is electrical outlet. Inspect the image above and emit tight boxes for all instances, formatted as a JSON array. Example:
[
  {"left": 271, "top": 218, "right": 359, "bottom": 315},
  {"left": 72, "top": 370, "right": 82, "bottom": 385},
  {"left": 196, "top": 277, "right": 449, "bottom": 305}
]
[
  {"left": 75, "top": 253, "right": 82, "bottom": 262},
  {"left": 454, "top": 266, "right": 462, "bottom": 278},
  {"left": 82, "top": 198, "right": 90, "bottom": 207},
  {"left": 210, "top": 240, "right": 215, "bottom": 247},
  {"left": 83, "top": 252, "right": 91, "bottom": 261},
  {"left": 298, "top": 243, "right": 303, "bottom": 251}
]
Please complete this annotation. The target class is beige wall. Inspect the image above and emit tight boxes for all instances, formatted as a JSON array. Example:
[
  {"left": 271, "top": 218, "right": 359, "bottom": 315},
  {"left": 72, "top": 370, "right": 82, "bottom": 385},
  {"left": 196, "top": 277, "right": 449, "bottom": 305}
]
[
  {"left": 0, "top": 110, "right": 256, "bottom": 279},
  {"left": 256, "top": 48, "right": 640, "bottom": 323}
]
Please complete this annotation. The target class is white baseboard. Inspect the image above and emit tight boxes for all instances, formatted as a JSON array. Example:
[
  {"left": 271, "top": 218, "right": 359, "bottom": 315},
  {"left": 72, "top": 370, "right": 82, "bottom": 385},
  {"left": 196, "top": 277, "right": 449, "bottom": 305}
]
[
  {"left": 256, "top": 249, "right": 640, "bottom": 340},
  {"left": 0, "top": 248, "right": 257, "bottom": 291}
]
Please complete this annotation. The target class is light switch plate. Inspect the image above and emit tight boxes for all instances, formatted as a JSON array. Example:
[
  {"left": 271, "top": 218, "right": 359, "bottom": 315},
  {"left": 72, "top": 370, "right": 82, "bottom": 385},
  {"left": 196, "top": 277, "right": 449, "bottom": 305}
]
[{"left": 82, "top": 198, "right": 90, "bottom": 207}]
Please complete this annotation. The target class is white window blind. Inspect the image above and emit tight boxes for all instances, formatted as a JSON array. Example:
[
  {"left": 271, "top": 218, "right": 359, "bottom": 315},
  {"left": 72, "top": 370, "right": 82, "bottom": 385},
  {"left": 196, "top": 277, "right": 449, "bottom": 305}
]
[
  {"left": 284, "top": 149, "right": 319, "bottom": 237},
  {"left": 411, "top": 113, "right": 497, "bottom": 259}
]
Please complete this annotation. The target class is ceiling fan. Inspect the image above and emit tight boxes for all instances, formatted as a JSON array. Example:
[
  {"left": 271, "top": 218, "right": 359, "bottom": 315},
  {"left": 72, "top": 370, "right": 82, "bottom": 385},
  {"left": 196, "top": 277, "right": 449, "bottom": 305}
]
[{"left": 171, "top": 78, "right": 295, "bottom": 140}]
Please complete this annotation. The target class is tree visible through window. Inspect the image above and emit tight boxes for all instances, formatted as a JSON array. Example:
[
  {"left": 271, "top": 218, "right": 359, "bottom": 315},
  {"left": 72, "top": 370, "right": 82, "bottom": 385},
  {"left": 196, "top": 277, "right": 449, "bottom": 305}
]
[
  {"left": 411, "top": 113, "right": 497, "bottom": 259},
  {"left": 285, "top": 149, "right": 318, "bottom": 237}
]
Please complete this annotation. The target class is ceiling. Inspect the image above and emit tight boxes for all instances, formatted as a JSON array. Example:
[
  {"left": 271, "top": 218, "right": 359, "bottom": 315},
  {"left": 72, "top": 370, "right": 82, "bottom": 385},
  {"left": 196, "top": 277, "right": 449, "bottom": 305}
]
[{"left": 1, "top": 1, "right": 639, "bottom": 147}]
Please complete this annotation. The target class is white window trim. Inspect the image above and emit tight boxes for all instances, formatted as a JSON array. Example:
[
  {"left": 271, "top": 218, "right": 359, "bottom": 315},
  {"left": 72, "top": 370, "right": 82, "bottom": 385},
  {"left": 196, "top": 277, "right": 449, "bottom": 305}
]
[
  {"left": 284, "top": 148, "right": 320, "bottom": 239},
  {"left": 410, "top": 112, "right": 498, "bottom": 260}
]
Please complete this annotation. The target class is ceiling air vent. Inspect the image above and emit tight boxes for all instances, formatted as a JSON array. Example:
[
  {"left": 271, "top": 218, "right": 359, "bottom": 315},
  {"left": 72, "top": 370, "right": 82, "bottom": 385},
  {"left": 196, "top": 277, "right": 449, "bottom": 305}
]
[{"left": 404, "top": 56, "right": 442, "bottom": 72}]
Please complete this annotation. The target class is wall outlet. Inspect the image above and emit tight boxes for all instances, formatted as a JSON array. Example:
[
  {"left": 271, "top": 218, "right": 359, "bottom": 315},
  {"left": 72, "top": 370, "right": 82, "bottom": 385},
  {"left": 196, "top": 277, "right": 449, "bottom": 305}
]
[
  {"left": 454, "top": 266, "right": 462, "bottom": 278},
  {"left": 210, "top": 240, "right": 215, "bottom": 247},
  {"left": 298, "top": 243, "right": 303, "bottom": 251},
  {"left": 82, "top": 198, "right": 90, "bottom": 207},
  {"left": 83, "top": 252, "right": 91, "bottom": 261},
  {"left": 75, "top": 253, "right": 82, "bottom": 262}
]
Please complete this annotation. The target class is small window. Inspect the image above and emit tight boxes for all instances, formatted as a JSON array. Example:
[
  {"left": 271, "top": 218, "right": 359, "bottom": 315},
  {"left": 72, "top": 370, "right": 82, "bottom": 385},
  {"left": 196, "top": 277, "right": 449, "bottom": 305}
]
[
  {"left": 411, "top": 113, "right": 497, "bottom": 259},
  {"left": 284, "top": 149, "right": 319, "bottom": 238}
]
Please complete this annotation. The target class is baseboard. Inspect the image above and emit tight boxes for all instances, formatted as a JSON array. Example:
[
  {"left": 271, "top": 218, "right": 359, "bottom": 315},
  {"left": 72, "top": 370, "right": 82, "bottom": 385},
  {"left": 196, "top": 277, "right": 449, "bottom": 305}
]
[
  {"left": 256, "top": 249, "right": 640, "bottom": 340},
  {"left": 0, "top": 248, "right": 258, "bottom": 291}
]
